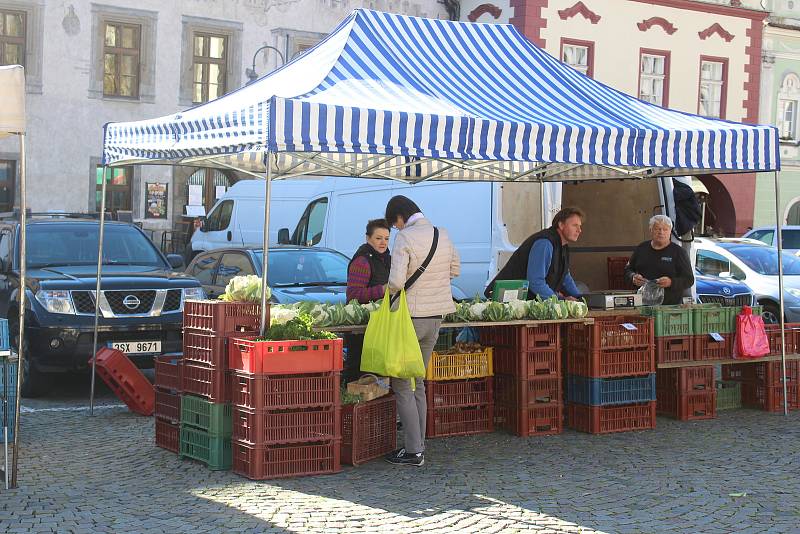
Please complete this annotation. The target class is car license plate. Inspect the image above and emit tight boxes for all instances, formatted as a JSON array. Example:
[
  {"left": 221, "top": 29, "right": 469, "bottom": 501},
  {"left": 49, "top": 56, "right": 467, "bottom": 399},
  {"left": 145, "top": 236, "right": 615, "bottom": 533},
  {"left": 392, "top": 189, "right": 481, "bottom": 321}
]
[{"left": 111, "top": 341, "right": 161, "bottom": 354}]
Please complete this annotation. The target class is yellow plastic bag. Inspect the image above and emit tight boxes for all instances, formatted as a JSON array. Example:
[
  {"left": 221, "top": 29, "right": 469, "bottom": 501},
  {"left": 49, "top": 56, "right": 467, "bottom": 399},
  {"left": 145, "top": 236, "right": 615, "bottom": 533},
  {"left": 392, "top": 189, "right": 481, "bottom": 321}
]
[{"left": 360, "top": 289, "right": 425, "bottom": 379}]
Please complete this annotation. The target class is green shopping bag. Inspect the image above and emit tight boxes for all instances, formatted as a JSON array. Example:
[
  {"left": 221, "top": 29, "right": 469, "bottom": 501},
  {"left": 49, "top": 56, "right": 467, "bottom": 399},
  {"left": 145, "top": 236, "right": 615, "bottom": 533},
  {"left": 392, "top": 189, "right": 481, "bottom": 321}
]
[{"left": 360, "top": 289, "right": 425, "bottom": 379}]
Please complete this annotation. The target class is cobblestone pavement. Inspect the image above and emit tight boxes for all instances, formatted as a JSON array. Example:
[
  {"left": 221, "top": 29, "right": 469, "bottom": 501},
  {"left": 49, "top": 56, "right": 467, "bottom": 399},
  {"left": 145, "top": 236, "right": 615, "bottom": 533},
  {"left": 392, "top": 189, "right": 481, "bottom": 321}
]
[{"left": 2, "top": 381, "right": 800, "bottom": 533}]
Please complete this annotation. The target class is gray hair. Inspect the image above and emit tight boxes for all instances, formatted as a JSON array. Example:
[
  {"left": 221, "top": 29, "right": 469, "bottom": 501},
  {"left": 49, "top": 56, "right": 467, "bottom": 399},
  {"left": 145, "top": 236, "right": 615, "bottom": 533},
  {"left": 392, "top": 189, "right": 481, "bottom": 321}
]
[{"left": 649, "top": 215, "right": 674, "bottom": 231}]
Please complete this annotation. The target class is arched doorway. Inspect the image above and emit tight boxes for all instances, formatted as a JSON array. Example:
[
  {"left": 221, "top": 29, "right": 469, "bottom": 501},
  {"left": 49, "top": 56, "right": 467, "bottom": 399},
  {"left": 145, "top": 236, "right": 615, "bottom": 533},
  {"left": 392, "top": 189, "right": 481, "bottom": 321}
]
[
  {"left": 697, "top": 175, "right": 737, "bottom": 237},
  {"left": 785, "top": 196, "right": 800, "bottom": 225},
  {"left": 186, "top": 168, "right": 234, "bottom": 214}
]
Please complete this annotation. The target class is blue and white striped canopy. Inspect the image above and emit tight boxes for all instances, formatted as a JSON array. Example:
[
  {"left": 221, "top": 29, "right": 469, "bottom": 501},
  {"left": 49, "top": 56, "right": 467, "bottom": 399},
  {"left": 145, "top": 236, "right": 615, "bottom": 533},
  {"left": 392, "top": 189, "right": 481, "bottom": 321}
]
[{"left": 103, "top": 9, "right": 780, "bottom": 181}]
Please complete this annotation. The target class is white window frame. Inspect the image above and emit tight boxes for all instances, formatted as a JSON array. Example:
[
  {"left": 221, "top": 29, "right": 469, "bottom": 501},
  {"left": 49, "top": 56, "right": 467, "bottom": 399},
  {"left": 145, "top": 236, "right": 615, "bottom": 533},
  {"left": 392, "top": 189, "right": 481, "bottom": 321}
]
[
  {"left": 699, "top": 60, "right": 726, "bottom": 119},
  {"left": 562, "top": 44, "right": 590, "bottom": 76},
  {"left": 639, "top": 53, "right": 666, "bottom": 106}
]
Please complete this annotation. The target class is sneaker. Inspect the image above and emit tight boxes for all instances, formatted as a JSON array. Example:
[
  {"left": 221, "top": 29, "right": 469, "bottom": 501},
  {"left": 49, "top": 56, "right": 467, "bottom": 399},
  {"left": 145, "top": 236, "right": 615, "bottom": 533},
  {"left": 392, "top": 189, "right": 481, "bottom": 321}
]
[{"left": 384, "top": 448, "right": 424, "bottom": 466}]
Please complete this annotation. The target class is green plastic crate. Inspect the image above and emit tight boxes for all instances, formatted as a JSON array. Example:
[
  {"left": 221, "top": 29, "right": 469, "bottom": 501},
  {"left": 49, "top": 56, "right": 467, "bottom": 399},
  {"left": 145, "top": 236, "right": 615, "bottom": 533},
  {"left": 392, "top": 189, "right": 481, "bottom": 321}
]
[
  {"left": 716, "top": 380, "right": 742, "bottom": 411},
  {"left": 730, "top": 305, "right": 763, "bottom": 329},
  {"left": 692, "top": 305, "right": 734, "bottom": 335},
  {"left": 640, "top": 305, "right": 693, "bottom": 337},
  {"left": 179, "top": 425, "right": 232, "bottom": 470},
  {"left": 434, "top": 328, "right": 457, "bottom": 353},
  {"left": 180, "top": 395, "right": 232, "bottom": 437}
]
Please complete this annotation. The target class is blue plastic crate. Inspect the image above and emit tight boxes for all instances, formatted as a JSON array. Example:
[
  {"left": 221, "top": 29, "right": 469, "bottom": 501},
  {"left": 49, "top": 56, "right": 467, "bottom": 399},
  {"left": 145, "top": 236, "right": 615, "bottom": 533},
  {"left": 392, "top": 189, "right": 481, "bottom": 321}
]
[
  {"left": 567, "top": 374, "right": 657, "bottom": 406},
  {"left": 0, "top": 357, "right": 17, "bottom": 441},
  {"left": 0, "top": 319, "right": 9, "bottom": 350}
]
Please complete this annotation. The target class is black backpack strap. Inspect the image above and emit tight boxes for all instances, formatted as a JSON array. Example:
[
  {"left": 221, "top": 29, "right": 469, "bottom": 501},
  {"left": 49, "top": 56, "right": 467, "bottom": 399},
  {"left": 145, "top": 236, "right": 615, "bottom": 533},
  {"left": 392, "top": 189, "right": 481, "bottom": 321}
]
[{"left": 390, "top": 227, "right": 439, "bottom": 306}]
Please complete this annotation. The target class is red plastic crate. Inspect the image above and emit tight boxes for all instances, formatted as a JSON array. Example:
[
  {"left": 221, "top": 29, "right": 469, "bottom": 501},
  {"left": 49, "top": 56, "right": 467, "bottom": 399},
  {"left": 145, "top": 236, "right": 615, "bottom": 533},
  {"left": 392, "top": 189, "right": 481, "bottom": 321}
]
[
  {"left": 493, "top": 374, "right": 561, "bottom": 408},
  {"left": 492, "top": 347, "right": 560, "bottom": 379},
  {"left": 607, "top": 257, "right": 634, "bottom": 290},
  {"left": 232, "top": 439, "right": 341, "bottom": 480},
  {"left": 230, "top": 371, "right": 339, "bottom": 410},
  {"left": 341, "top": 395, "right": 397, "bottom": 466},
  {"left": 494, "top": 402, "right": 563, "bottom": 436},
  {"left": 567, "top": 401, "right": 656, "bottom": 434},
  {"left": 723, "top": 361, "right": 800, "bottom": 386},
  {"left": 426, "top": 377, "right": 493, "bottom": 409},
  {"left": 656, "top": 366, "right": 714, "bottom": 393},
  {"left": 479, "top": 324, "right": 560, "bottom": 351},
  {"left": 154, "top": 354, "right": 182, "bottom": 392},
  {"left": 656, "top": 388, "right": 716, "bottom": 420},
  {"left": 232, "top": 405, "right": 340, "bottom": 445},
  {"left": 566, "top": 346, "right": 655, "bottom": 378},
  {"left": 229, "top": 337, "right": 343, "bottom": 374},
  {"left": 693, "top": 333, "right": 734, "bottom": 361},
  {"left": 181, "top": 361, "right": 229, "bottom": 403},
  {"left": 155, "top": 418, "right": 180, "bottom": 453},
  {"left": 183, "top": 331, "right": 227, "bottom": 367},
  {"left": 764, "top": 324, "right": 799, "bottom": 356},
  {"left": 426, "top": 404, "right": 494, "bottom": 438},
  {"left": 741, "top": 381, "right": 800, "bottom": 412},
  {"left": 566, "top": 315, "right": 653, "bottom": 351},
  {"left": 183, "top": 300, "right": 262, "bottom": 337},
  {"left": 155, "top": 388, "right": 181, "bottom": 423},
  {"left": 656, "top": 336, "right": 693, "bottom": 364},
  {"left": 91, "top": 347, "right": 154, "bottom": 416}
]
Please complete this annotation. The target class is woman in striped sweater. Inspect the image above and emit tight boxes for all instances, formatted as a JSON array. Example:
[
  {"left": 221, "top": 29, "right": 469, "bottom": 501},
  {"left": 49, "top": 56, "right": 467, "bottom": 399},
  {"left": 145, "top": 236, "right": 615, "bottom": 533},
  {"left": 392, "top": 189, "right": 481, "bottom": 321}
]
[{"left": 343, "top": 219, "right": 391, "bottom": 383}]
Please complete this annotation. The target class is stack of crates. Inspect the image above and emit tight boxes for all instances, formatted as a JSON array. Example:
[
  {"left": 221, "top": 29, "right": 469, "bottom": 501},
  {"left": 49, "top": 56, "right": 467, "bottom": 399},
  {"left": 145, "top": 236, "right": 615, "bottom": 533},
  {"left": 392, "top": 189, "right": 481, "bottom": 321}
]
[
  {"left": 480, "top": 325, "right": 561, "bottom": 437},
  {"left": 179, "top": 300, "right": 260, "bottom": 470},
  {"left": 228, "top": 336, "right": 343, "bottom": 479},
  {"left": 722, "top": 360, "right": 800, "bottom": 412},
  {"left": 691, "top": 305, "right": 736, "bottom": 363},
  {"left": 425, "top": 342, "right": 494, "bottom": 438},
  {"left": 565, "top": 315, "right": 656, "bottom": 434},
  {"left": 154, "top": 353, "right": 183, "bottom": 453}
]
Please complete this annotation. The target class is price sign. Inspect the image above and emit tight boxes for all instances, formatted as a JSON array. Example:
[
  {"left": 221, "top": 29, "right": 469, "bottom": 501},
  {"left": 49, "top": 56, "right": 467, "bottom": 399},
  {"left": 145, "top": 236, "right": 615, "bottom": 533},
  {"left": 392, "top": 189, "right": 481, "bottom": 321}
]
[
  {"left": 621, "top": 323, "right": 638, "bottom": 331},
  {"left": 709, "top": 332, "right": 724, "bottom": 342}
]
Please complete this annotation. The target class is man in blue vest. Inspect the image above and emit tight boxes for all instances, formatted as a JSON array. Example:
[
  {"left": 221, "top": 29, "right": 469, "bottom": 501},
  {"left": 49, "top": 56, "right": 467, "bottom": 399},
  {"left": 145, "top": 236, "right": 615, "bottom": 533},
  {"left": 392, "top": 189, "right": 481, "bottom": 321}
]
[{"left": 486, "top": 207, "right": 584, "bottom": 301}]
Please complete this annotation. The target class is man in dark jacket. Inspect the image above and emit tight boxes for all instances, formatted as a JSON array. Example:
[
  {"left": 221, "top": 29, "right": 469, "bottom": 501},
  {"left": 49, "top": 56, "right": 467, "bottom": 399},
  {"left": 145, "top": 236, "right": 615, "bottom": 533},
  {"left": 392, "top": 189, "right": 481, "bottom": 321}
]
[{"left": 486, "top": 207, "right": 584, "bottom": 301}]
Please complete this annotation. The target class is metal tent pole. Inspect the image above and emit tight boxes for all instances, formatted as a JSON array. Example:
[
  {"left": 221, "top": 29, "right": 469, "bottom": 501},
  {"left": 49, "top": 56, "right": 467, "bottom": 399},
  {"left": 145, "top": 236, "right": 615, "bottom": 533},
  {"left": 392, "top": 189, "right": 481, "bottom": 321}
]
[
  {"left": 10, "top": 133, "right": 27, "bottom": 488},
  {"left": 774, "top": 171, "right": 789, "bottom": 415},
  {"left": 89, "top": 165, "right": 109, "bottom": 415},
  {"left": 259, "top": 155, "right": 273, "bottom": 336}
]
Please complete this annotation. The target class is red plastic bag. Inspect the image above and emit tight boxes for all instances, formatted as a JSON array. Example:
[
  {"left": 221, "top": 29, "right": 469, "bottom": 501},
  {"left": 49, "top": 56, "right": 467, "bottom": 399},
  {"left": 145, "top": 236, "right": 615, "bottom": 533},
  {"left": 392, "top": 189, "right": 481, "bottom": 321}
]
[{"left": 735, "top": 306, "right": 770, "bottom": 359}]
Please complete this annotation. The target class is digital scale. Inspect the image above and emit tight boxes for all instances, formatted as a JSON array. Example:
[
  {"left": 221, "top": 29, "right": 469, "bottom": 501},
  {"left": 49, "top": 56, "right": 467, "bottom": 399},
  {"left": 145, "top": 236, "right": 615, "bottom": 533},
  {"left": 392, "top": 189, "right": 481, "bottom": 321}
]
[{"left": 585, "top": 291, "right": 643, "bottom": 310}]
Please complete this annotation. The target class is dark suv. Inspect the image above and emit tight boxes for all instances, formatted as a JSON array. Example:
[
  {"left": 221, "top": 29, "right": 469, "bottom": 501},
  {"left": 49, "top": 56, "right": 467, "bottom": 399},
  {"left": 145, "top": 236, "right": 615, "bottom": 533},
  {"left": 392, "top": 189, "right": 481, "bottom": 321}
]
[{"left": 0, "top": 217, "right": 204, "bottom": 396}]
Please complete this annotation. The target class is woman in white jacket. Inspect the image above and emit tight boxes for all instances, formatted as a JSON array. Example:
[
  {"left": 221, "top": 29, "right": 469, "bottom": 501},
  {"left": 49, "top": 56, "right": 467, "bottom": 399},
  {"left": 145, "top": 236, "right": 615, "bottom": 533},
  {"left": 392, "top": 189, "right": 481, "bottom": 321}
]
[{"left": 383, "top": 195, "right": 460, "bottom": 467}]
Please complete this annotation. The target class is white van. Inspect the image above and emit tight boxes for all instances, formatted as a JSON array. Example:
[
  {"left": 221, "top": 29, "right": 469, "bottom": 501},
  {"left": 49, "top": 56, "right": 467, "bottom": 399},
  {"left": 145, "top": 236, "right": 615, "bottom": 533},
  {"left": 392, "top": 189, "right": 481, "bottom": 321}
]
[{"left": 190, "top": 179, "right": 324, "bottom": 257}]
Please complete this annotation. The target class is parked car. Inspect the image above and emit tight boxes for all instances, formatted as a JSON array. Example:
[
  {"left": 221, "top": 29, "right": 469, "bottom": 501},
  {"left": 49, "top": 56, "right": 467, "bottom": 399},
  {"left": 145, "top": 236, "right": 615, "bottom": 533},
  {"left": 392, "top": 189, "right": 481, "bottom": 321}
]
[
  {"left": 186, "top": 246, "right": 349, "bottom": 304},
  {"left": 694, "top": 269, "right": 756, "bottom": 307},
  {"left": 0, "top": 216, "right": 205, "bottom": 397},
  {"left": 691, "top": 237, "right": 800, "bottom": 323},
  {"left": 741, "top": 226, "right": 800, "bottom": 255}
]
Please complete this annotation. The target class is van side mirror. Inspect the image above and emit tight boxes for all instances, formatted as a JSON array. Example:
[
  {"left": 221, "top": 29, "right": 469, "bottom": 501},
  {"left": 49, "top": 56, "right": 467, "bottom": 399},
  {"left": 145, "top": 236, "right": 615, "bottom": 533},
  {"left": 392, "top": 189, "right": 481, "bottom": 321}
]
[
  {"left": 278, "top": 228, "right": 290, "bottom": 244},
  {"left": 198, "top": 216, "right": 208, "bottom": 232}
]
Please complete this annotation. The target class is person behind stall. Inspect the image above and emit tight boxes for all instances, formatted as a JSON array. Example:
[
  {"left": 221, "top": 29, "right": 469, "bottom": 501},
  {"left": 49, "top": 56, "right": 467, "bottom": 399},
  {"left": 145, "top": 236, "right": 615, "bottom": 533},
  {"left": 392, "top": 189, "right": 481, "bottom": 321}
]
[
  {"left": 384, "top": 195, "right": 460, "bottom": 467},
  {"left": 343, "top": 219, "right": 391, "bottom": 384},
  {"left": 486, "top": 207, "right": 584, "bottom": 301},
  {"left": 625, "top": 215, "right": 694, "bottom": 305}
]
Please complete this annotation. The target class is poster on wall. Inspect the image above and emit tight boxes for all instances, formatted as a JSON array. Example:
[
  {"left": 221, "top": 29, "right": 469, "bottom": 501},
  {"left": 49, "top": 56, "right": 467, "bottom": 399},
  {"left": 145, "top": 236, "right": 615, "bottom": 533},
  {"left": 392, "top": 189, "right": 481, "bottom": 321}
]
[
  {"left": 146, "top": 183, "right": 168, "bottom": 219},
  {"left": 188, "top": 184, "right": 203, "bottom": 206}
]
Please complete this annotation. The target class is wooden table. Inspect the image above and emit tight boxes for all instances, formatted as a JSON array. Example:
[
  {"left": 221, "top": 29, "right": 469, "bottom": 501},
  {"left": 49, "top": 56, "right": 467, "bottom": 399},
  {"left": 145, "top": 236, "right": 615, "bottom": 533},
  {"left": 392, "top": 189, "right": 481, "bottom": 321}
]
[
  {"left": 323, "top": 317, "right": 594, "bottom": 334},
  {"left": 657, "top": 354, "right": 800, "bottom": 369}
]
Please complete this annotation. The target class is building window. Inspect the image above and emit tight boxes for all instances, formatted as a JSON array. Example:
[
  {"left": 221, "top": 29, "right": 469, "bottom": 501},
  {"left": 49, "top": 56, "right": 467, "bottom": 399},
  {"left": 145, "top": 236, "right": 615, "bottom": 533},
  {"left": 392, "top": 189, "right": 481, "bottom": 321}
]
[
  {"left": 96, "top": 166, "right": 132, "bottom": 213},
  {"left": 639, "top": 50, "right": 670, "bottom": 107},
  {"left": 0, "top": 9, "right": 25, "bottom": 67},
  {"left": 193, "top": 33, "right": 227, "bottom": 103},
  {"left": 560, "top": 39, "right": 593, "bottom": 78},
  {"left": 0, "top": 160, "right": 15, "bottom": 212},
  {"left": 103, "top": 22, "right": 140, "bottom": 98},
  {"left": 779, "top": 99, "right": 798, "bottom": 140},
  {"left": 698, "top": 58, "right": 728, "bottom": 119}
]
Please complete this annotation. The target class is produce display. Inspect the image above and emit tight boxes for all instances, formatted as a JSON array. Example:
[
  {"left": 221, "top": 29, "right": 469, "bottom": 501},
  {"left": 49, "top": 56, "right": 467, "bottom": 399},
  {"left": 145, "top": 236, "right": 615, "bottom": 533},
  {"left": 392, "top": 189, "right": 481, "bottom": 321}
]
[
  {"left": 437, "top": 342, "right": 484, "bottom": 355},
  {"left": 257, "top": 313, "right": 337, "bottom": 341},
  {"left": 218, "top": 275, "right": 269, "bottom": 302}
]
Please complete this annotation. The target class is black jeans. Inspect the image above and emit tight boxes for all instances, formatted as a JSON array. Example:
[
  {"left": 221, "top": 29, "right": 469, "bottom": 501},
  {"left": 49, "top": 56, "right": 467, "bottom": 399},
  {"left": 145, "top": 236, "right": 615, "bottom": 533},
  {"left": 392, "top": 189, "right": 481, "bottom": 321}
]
[{"left": 343, "top": 333, "right": 364, "bottom": 385}]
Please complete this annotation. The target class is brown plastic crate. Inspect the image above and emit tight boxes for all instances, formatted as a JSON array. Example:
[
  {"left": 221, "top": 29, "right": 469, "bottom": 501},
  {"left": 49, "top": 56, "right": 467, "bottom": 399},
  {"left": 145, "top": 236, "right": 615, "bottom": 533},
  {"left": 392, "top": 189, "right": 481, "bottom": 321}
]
[
  {"left": 656, "top": 366, "right": 714, "bottom": 393},
  {"left": 479, "top": 324, "right": 560, "bottom": 351},
  {"left": 232, "top": 405, "right": 340, "bottom": 445},
  {"left": 426, "top": 404, "right": 494, "bottom": 438},
  {"left": 494, "top": 402, "right": 562, "bottom": 436},
  {"left": 229, "top": 337, "right": 343, "bottom": 374},
  {"left": 567, "top": 401, "right": 656, "bottom": 434},
  {"left": 655, "top": 336, "right": 693, "bottom": 364},
  {"left": 656, "top": 388, "right": 716, "bottom": 420},
  {"left": 155, "top": 418, "right": 180, "bottom": 453},
  {"left": 155, "top": 388, "right": 181, "bottom": 423},
  {"left": 566, "top": 346, "right": 655, "bottom": 378},
  {"left": 232, "top": 439, "right": 341, "bottom": 480},
  {"left": 181, "top": 361, "right": 229, "bottom": 403},
  {"left": 341, "top": 395, "right": 397, "bottom": 466},
  {"left": 723, "top": 361, "right": 800, "bottom": 386},
  {"left": 426, "top": 377, "right": 493, "bottom": 409},
  {"left": 230, "top": 371, "right": 339, "bottom": 410},
  {"left": 741, "top": 381, "right": 800, "bottom": 412},
  {"left": 154, "top": 354, "right": 182, "bottom": 392},
  {"left": 183, "top": 331, "right": 227, "bottom": 367},
  {"left": 693, "top": 333, "right": 734, "bottom": 361},
  {"left": 492, "top": 347, "right": 560, "bottom": 379},
  {"left": 764, "top": 324, "right": 799, "bottom": 356},
  {"left": 183, "top": 300, "right": 262, "bottom": 337},
  {"left": 607, "top": 257, "right": 634, "bottom": 290},
  {"left": 493, "top": 374, "right": 561, "bottom": 408},
  {"left": 566, "top": 315, "right": 653, "bottom": 351}
]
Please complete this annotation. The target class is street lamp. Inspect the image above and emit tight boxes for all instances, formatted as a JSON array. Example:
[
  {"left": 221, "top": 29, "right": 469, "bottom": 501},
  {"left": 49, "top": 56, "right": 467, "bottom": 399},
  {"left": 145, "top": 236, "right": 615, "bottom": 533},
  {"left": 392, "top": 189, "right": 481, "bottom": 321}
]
[{"left": 245, "top": 45, "right": 286, "bottom": 84}]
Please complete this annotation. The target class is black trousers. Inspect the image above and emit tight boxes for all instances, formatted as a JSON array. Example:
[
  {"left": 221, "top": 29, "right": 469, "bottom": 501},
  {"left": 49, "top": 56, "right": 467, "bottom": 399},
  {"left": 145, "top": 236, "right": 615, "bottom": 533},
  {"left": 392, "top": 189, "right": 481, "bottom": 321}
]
[{"left": 342, "top": 333, "right": 364, "bottom": 385}]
